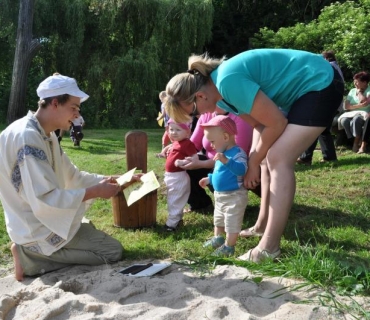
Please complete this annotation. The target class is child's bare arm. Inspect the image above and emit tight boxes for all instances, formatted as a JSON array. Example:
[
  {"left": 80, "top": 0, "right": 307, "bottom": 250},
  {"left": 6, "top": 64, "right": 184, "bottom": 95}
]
[{"left": 199, "top": 177, "right": 210, "bottom": 188}]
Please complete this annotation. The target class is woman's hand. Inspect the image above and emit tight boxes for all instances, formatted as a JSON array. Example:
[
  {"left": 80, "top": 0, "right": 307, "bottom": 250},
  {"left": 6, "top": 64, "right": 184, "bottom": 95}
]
[
  {"left": 244, "top": 157, "right": 261, "bottom": 189},
  {"left": 346, "top": 100, "right": 369, "bottom": 110},
  {"left": 355, "top": 101, "right": 368, "bottom": 109},
  {"left": 175, "top": 159, "right": 191, "bottom": 167},
  {"left": 241, "top": 90, "right": 287, "bottom": 167},
  {"left": 178, "top": 154, "right": 207, "bottom": 170}
]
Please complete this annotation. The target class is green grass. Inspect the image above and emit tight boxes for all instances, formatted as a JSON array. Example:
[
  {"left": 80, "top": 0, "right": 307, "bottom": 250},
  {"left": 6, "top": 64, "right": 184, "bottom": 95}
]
[{"left": 0, "top": 128, "right": 369, "bottom": 319}]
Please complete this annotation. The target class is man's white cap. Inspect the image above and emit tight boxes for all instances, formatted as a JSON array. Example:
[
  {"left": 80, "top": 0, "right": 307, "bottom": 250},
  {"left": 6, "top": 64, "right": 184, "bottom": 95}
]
[{"left": 36, "top": 74, "right": 89, "bottom": 102}]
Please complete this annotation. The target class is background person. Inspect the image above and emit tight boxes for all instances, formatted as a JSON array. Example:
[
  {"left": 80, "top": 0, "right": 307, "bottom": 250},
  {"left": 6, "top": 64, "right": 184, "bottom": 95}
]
[
  {"left": 338, "top": 71, "right": 370, "bottom": 153},
  {"left": 164, "top": 48, "right": 344, "bottom": 262},
  {"left": 357, "top": 117, "right": 370, "bottom": 153},
  {"left": 70, "top": 114, "right": 85, "bottom": 147},
  {"left": 54, "top": 129, "right": 64, "bottom": 144},
  {"left": 199, "top": 115, "right": 248, "bottom": 257},
  {"left": 0, "top": 73, "right": 141, "bottom": 281}
]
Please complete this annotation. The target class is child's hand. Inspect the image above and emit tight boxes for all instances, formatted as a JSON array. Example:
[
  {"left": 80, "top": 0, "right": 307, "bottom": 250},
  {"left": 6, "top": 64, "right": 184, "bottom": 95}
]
[
  {"left": 213, "top": 152, "right": 228, "bottom": 164},
  {"left": 199, "top": 177, "right": 209, "bottom": 188},
  {"left": 162, "top": 144, "right": 172, "bottom": 157},
  {"left": 156, "top": 152, "right": 166, "bottom": 159}
]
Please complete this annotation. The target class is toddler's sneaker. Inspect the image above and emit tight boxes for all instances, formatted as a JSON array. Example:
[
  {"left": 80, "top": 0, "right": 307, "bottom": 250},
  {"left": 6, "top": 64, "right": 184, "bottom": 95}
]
[
  {"left": 212, "top": 244, "right": 235, "bottom": 257},
  {"left": 203, "top": 236, "right": 225, "bottom": 249}
]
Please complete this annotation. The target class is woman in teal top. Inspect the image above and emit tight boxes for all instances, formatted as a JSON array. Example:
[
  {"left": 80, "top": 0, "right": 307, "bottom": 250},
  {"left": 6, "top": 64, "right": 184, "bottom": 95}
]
[{"left": 164, "top": 49, "right": 344, "bottom": 263}]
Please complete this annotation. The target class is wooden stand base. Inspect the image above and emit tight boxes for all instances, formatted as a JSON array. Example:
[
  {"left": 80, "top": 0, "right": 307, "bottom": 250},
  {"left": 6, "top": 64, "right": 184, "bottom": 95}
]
[{"left": 112, "top": 190, "right": 157, "bottom": 228}]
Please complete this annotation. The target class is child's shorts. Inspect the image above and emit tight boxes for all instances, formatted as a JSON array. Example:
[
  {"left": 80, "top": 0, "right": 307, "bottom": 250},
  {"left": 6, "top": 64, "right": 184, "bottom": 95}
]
[{"left": 213, "top": 187, "right": 248, "bottom": 234}]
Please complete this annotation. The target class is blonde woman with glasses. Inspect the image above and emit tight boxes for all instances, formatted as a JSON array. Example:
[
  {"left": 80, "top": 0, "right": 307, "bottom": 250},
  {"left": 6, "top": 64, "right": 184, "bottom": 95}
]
[{"left": 164, "top": 49, "right": 344, "bottom": 262}]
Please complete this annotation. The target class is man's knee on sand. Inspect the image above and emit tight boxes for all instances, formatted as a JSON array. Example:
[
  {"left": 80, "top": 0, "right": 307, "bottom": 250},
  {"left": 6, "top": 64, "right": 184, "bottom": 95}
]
[
  {"left": 77, "top": 222, "right": 123, "bottom": 262},
  {"left": 105, "top": 237, "right": 124, "bottom": 262},
  {"left": 14, "top": 238, "right": 123, "bottom": 279}
]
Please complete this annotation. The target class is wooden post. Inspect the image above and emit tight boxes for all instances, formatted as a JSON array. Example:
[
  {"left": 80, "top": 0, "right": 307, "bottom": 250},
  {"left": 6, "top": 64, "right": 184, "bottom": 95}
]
[
  {"left": 125, "top": 131, "right": 147, "bottom": 172},
  {"left": 111, "top": 131, "right": 157, "bottom": 228}
]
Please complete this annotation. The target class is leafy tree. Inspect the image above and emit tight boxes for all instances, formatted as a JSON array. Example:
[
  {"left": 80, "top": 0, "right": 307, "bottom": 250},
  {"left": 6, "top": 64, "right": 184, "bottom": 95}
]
[
  {"left": 206, "top": 0, "right": 346, "bottom": 58},
  {"left": 29, "top": 0, "right": 213, "bottom": 128},
  {"left": 252, "top": 0, "right": 370, "bottom": 85},
  {"left": 2, "top": 0, "right": 361, "bottom": 126},
  {"left": 1, "top": 0, "right": 213, "bottom": 127}
]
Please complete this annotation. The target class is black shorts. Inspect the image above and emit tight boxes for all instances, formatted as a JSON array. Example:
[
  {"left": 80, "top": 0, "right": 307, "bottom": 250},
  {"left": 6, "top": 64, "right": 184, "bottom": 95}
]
[{"left": 287, "top": 67, "right": 344, "bottom": 127}]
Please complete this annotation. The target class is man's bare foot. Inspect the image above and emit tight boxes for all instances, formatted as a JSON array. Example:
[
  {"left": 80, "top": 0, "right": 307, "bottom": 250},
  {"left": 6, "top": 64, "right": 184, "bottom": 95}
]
[{"left": 11, "top": 243, "right": 24, "bottom": 281}]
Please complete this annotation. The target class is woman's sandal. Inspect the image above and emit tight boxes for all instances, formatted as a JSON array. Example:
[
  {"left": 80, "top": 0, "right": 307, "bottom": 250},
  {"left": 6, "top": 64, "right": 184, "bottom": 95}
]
[
  {"left": 239, "top": 226, "right": 264, "bottom": 238},
  {"left": 237, "top": 246, "right": 281, "bottom": 263}
]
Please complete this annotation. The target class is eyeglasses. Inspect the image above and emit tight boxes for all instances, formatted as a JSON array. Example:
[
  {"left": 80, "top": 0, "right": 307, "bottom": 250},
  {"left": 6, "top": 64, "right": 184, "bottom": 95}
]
[{"left": 189, "top": 100, "right": 199, "bottom": 117}]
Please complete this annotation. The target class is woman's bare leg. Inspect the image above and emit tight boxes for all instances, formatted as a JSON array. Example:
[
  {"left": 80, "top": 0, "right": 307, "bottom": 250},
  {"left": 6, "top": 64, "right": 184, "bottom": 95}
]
[
  {"left": 358, "top": 141, "right": 367, "bottom": 153},
  {"left": 247, "top": 124, "right": 324, "bottom": 261},
  {"left": 252, "top": 159, "right": 270, "bottom": 232},
  {"left": 353, "top": 136, "right": 360, "bottom": 152},
  {"left": 240, "top": 129, "right": 269, "bottom": 235}
]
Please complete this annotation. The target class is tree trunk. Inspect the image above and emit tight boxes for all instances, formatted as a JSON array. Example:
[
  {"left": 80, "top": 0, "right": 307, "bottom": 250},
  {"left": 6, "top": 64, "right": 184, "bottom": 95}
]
[{"left": 7, "top": 0, "right": 41, "bottom": 124}]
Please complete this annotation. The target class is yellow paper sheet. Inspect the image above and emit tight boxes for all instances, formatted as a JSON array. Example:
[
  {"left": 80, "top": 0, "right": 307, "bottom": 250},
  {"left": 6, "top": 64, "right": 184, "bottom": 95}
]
[
  {"left": 116, "top": 167, "right": 136, "bottom": 186},
  {"left": 123, "top": 170, "right": 160, "bottom": 206}
]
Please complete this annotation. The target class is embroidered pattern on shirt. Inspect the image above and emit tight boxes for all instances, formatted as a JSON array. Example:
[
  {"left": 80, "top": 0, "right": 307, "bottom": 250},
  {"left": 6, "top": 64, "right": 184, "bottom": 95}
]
[
  {"left": 11, "top": 145, "right": 48, "bottom": 192},
  {"left": 23, "top": 242, "right": 42, "bottom": 254},
  {"left": 46, "top": 232, "right": 66, "bottom": 248}
]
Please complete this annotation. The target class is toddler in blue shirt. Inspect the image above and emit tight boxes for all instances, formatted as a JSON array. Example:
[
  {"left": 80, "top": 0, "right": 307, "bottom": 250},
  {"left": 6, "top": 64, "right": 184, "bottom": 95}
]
[{"left": 199, "top": 115, "right": 248, "bottom": 257}]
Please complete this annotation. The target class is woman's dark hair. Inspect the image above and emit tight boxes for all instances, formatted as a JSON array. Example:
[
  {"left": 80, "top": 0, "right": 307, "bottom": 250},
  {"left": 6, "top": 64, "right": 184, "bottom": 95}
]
[{"left": 353, "top": 71, "right": 370, "bottom": 83}]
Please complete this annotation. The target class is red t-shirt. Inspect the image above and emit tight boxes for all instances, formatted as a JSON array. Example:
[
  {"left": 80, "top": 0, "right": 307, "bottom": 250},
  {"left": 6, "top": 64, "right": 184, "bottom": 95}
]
[{"left": 165, "top": 139, "right": 198, "bottom": 172}]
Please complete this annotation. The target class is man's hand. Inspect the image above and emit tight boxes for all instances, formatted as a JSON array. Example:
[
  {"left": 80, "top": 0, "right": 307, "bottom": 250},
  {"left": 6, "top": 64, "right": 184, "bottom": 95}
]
[
  {"left": 84, "top": 174, "right": 143, "bottom": 201},
  {"left": 84, "top": 177, "right": 120, "bottom": 201},
  {"left": 97, "top": 177, "right": 121, "bottom": 199}
]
